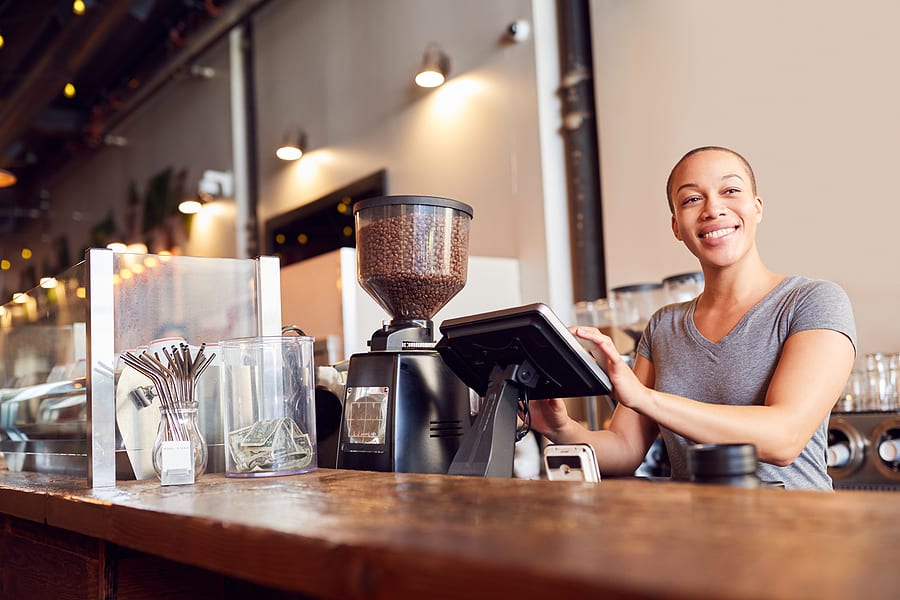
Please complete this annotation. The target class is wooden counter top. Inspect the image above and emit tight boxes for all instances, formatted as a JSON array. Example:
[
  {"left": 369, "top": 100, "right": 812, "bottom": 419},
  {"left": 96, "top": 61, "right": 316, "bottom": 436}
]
[{"left": 0, "top": 468, "right": 898, "bottom": 599}]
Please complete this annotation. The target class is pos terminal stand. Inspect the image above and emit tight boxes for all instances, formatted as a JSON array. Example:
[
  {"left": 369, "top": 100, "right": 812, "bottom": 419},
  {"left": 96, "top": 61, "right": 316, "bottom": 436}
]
[{"left": 435, "top": 303, "right": 613, "bottom": 477}]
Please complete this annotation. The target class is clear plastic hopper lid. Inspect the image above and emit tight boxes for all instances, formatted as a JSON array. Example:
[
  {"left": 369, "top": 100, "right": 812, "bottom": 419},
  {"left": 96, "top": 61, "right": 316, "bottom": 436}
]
[{"left": 354, "top": 195, "right": 474, "bottom": 321}]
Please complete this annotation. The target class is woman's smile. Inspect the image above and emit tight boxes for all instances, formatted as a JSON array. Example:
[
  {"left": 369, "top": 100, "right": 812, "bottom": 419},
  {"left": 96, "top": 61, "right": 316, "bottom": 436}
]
[{"left": 699, "top": 225, "right": 739, "bottom": 240}]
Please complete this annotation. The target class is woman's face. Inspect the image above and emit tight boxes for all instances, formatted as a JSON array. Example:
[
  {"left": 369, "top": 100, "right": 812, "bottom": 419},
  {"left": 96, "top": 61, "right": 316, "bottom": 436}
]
[{"left": 669, "top": 149, "right": 763, "bottom": 269}]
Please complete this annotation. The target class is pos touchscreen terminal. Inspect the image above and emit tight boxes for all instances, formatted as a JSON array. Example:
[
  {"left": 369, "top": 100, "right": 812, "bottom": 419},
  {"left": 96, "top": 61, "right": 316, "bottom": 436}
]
[{"left": 435, "top": 303, "right": 612, "bottom": 477}]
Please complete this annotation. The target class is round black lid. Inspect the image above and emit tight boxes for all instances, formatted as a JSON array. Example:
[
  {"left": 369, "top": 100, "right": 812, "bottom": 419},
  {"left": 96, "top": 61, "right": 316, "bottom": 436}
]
[
  {"left": 687, "top": 443, "right": 758, "bottom": 477},
  {"left": 353, "top": 195, "right": 474, "bottom": 218}
]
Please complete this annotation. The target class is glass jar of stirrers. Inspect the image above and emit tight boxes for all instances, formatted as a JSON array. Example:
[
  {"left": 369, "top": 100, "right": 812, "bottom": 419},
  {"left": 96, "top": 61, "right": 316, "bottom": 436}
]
[
  {"left": 122, "top": 342, "right": 215, "bottom": 483},
  {"left": 152, "top": 402, "right": 207, "bottom": 479}
]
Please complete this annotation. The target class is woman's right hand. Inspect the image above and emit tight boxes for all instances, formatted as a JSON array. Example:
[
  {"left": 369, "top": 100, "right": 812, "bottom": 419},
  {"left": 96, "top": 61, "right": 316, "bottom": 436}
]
[{"left": 527, "top": 397, "right": 573, "bottom": 443}]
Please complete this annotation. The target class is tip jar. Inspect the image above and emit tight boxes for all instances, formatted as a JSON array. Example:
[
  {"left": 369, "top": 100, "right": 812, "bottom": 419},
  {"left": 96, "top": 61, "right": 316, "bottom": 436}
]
[{"left": 219, "top": 335, "right": 318, "bottom": 477}]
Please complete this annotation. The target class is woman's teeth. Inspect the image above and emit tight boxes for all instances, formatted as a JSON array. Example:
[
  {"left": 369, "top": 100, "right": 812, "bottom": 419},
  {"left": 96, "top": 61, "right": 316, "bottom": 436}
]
[{"left": 700, "top": 227, "right": 737, "bottom": 239}]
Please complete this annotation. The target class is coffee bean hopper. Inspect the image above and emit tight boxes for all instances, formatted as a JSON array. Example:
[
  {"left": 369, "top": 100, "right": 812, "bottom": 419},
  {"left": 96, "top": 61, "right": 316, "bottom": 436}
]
[{"left": 335, "top": 195, "right": 475, "bottom": 473}]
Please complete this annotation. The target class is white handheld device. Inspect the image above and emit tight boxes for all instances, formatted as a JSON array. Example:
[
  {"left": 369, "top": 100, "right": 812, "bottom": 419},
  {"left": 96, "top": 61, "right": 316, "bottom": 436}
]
[{"left": 543, "top": 443, "right": 601, "bottom": 483}]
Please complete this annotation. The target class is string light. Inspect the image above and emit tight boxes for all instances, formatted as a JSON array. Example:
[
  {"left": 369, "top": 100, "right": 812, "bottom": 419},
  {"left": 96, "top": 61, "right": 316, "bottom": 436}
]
[
  {"left": 73, "top": 0, "right": 86, "bottom": 15},
  {"left": 64, "top": 82, "right": 76, "bottom": 98}
]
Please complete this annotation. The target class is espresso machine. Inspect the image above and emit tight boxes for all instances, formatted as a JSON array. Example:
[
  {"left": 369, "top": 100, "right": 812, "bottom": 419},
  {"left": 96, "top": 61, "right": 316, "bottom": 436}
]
[{"left": 335, "top": 195, "right": 475, "bottom": 474}]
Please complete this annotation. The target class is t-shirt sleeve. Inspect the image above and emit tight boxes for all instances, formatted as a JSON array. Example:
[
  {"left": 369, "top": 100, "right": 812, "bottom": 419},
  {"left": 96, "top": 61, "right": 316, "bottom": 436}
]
[
  {"left": 636, "top": 316, "right": 655, "bottom": 362},
  {"left": 789, "top": 279, "right": 858, "bottom": 355}
]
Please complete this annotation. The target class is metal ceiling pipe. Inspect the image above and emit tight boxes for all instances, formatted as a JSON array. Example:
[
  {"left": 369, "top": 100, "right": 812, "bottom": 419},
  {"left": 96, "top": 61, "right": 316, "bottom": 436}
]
[
  {"left": 557, "top": 0, "right": 606, "bottom": 303},
  {"left": 229, "top": 23, "right": 259, "bottom": 260}
]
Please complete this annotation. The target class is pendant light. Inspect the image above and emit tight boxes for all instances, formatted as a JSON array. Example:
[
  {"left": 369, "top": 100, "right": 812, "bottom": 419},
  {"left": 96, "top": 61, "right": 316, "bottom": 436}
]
[
  {"left": 276, "top": 128, "right": 308, "bottom": 161},
  {"left": 415, "top": 43, "right": 450, "bottom": 88}
]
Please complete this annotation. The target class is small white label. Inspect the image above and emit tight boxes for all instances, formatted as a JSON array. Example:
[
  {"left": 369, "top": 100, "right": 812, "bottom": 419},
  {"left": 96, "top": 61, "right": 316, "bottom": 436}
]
[{"left": 160, "top": 440, "right": 195, "bottom": 486}]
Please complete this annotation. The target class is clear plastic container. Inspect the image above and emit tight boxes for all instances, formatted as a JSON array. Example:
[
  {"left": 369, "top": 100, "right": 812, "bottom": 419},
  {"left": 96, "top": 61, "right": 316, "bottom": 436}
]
[
  {"left": 353, "top": 195, "right": 473, "bottom": 321},
  {"left": 662, "top": 271, "right": 704, "bottom": 304},
  {"left": 610, "top": 283, "right": 665, "bottom": 345},
  {"left": 572, "top": 298, "right": 634, "bottom": 356},
  {"left": 220, "top": 335, "right": 317, "bottom": 477}
]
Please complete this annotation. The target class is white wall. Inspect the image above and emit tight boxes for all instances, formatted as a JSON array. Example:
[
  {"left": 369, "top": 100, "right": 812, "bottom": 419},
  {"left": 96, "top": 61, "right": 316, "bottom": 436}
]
[
  {"left": 252, "top": 0, "right": 557, "bottom": 305},
  {"left": 591, "top": 0, "right": 900, "bottom": 356}
]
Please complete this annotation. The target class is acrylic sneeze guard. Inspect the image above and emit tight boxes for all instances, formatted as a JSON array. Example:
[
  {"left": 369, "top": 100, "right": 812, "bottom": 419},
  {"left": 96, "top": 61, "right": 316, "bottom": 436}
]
[{"left": 0, "top": 249, "right": 282, "bottom": 488}]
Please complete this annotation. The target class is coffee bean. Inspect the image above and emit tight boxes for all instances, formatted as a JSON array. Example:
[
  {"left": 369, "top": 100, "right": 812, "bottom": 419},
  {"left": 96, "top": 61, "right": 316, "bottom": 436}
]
[{"left": 358, "top": 211, "right": 470, "bottom": 319}]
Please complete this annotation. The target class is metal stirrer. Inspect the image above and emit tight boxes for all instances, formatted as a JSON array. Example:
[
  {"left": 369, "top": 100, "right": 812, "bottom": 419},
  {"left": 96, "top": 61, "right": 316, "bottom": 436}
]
[{"left": 121, "top": 343, "right": 216, "bottom": 442}]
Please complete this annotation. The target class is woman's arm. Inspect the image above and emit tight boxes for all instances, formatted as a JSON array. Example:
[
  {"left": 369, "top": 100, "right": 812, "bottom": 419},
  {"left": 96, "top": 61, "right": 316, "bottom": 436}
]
[
  {"left": 576, "top": 327, "right": 855, "bottom": 466},
  {"left": 528, "top": 338, "right": 660, "bottom": 476}
]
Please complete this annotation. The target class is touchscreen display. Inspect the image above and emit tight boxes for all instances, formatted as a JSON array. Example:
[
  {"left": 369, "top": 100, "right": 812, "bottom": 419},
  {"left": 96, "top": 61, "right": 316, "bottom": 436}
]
[{"left": 435, "top": 302, "right": 612, "bottom": 399}]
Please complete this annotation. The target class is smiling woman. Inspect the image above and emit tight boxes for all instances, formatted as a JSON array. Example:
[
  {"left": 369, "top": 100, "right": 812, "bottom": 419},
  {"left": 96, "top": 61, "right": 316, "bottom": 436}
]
[
  {"left": 668, "top": 147, "right": 764, "bottom": 274},
  {"left": 528, "top": 146, "right": 858, "bottom": 491}
]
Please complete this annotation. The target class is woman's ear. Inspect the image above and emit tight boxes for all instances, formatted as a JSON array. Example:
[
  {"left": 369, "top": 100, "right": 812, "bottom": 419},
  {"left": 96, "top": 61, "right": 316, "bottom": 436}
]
[
  {"left": 755, "top": 195, "right": 764, "bottom": 223},
  {"left": 671, "top": 214, "right": 683, "bottom": 241}
]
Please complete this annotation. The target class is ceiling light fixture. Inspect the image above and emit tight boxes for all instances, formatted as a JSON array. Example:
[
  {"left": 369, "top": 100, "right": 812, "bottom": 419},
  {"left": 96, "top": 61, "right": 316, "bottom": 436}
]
[
  {"left": 415, "top": 43, "right": 450, "bottom": 88},
  {"left": 276, "top": 128, "right": 307, "bottom": 161},
  {"left": 178, "top": 192, "right": 209, "bottom": 215},
  {"left": 178, "top": 169, "right": 234, "bottom": 214},
  {"left": 0, "top": 168, "right": 16, "bottom": 188}
]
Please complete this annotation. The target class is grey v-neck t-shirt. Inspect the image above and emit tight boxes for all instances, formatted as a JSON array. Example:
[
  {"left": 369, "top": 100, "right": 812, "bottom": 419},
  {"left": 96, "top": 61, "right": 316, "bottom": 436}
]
[{"left": 636, "top": 276, "right": 857, "bottom": 490}]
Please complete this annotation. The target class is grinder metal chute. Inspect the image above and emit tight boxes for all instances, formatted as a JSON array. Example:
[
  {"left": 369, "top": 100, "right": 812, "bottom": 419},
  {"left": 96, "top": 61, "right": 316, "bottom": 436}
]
[{"left": 336, "top": 195, "right": 475, "bottom": 474}]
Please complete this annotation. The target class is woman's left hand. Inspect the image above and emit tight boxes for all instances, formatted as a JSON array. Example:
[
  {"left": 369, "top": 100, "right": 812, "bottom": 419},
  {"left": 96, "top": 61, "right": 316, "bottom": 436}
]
[{"left": 569, "top": 326, "right": 651, "bottom": 412}]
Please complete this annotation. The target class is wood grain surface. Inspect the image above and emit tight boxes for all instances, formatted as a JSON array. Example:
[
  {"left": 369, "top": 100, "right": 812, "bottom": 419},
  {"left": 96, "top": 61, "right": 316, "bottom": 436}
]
[{"left": 0, "top": 468, "right": 898, "bottom": 599}]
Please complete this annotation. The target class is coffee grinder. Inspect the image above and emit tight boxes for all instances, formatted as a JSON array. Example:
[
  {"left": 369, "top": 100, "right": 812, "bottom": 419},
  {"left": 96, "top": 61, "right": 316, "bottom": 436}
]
[{"left": 336, "top": 195, "right": 475, "bottom": 474}]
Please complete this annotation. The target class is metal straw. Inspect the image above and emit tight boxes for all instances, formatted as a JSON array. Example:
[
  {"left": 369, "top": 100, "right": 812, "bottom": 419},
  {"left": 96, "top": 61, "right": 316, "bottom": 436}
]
[{"left": 121, "top": 343, "right": 216, "bottom": 442}]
